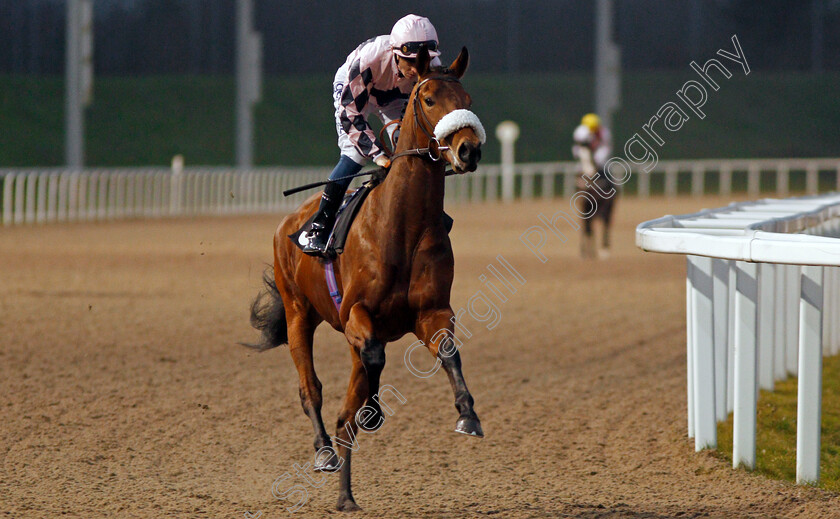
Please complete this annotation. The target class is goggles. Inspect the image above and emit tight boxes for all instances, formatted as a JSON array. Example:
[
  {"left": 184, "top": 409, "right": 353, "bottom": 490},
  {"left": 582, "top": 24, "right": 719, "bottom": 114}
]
[{"left": 397, "top": 40, "right": 438, "bottom": 57}]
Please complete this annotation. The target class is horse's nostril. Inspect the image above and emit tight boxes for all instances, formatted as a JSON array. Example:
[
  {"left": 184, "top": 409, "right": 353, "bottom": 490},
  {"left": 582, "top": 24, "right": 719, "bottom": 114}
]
[
  {"left": 458, "top": 142, "right": 480, "bottom": 164},
  {"left": 458, "top": 143, "right": 471, "bottom": 163}
]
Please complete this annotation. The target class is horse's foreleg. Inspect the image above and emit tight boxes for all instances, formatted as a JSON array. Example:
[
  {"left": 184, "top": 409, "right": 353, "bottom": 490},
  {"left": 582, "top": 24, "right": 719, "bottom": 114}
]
[
  {"left": 345, "top": 304, "right": 386, "bottom": 430},
  {"left": 581, "top": 218, "right": 595, "bottom": 259},
  {"left": 602, "top": 198, "right": 615, "bottom": 250},
  {"left": 415, "top": 309, "right": 483, "bottom": 437},
  {"left": 286, "top": 313, "right": 338, "bottom": 471},
  {"left": 334, "top": 354, "right": 367, "bottom": 512}
]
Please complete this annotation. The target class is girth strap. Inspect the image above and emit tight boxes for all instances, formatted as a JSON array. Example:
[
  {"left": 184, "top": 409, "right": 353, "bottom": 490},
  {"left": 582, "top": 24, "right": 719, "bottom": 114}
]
[{"left": 324, "top": 261, "right": 342, "bottom": 312}]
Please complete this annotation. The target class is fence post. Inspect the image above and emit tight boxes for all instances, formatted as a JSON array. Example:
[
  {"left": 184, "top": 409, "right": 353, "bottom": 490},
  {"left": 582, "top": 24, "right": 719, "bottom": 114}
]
[
  {"left": 712, "top": 258, "right": 729, "bottom": 422},
  {"left": 686, "top": 270, "right": 695, "bottom": 438},
  {"left": 777, "top": 163, "right": 789, "bottom": 197},
  {"left": 691, "top": 164, "right": 704, "bottom": 197},
  {"left": 496, "top": 121, "right": 519, "bottom": 203},
  {"left": 563, "top": 165, "right": 576, "bottom": 198},
  {"left": 733, "top": 260, "right": 759, "bottom": 469},
  {"left": 758, "top": 263, "right": 776, "bottom": 391},
  {"left": 747, "top": 164, "right": 760, "bottom": 198},
  {"left": 835, "top": 161, "right": 840, "bottom": 192},
  {"left": 3, "top": 173, "right": 14, "bottom": 225},
  {"left": 785, "top": 264, "right": 800, "bottom": 376},
  {"left": 720, "top": 163, "right": 732, "bottom": 197},
  {"left": 833, "top": 267, "right": 840, "bottom": 356},
  {"left": 47, "top": 173, "right": 60, "bottom": 222},
  {"left": 638, "top": 170, "right": 650, "bottom": 198},
  {"left": 806, "top": 163, "right": 818, "bottom": 195},
  {"left": 665, "top": 165, "right": 678, "bottom": 198},
  {"left": 542, "top": 167, "right": 555, "bottom": 200},
  {"left": 521, "top": 167, "right": 533, "bottom": 200},
  {"left": 774, "top": 264, "right": 787, "bottom": 381},
  {"left": 15, "top": 173, "right": 27, "bottom": 224},
  {"left": 171, "top": 155, "right": 183, "bottom": 216},
  {"left": 797, "top": 265, "right": 823, "bottom": 485},
  {"left": 727, "top": 260, "right": 737, "bottom": 414},
  {"left": 688, "top": 255, "right": 717, "bottom": 451}
]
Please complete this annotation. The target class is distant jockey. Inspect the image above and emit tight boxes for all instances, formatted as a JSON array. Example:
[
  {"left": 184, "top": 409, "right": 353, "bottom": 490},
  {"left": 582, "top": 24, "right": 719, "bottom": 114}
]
[
  {"left": 571, "top": 113, "right": 617, "bottom": 260},
  {"left": 571, "top": 113, "right": 612, "bottom": 179}
]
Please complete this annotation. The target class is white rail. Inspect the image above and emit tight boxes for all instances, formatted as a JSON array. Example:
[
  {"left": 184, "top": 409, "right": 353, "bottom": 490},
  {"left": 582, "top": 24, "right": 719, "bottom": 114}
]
[
  {"left": 0, "top": 166, "right": 330, "bottom": 225},
  {"left": 2, "top": 157, "right": 840, "bottom": 225},
  {"left": 636, "top": 193, "right": 840, "bottom": 485}
]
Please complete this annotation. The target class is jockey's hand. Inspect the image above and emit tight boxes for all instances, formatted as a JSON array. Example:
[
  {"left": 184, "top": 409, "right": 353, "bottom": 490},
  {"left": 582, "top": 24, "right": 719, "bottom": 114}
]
[{"left": 374, "top": 155, "right": 391, "bottom": 169}]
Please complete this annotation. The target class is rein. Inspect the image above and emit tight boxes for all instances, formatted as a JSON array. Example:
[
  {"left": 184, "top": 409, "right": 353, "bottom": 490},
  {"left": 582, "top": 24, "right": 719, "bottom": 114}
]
[{"left": 389, "top": 75, "right": 462, "bottom": 164}]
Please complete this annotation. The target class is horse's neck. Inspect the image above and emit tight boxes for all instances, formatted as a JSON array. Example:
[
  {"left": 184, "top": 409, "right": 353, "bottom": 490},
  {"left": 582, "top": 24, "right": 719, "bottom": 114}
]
[{"left": 377, "top": 120, "right": 446, "bottom": 228}]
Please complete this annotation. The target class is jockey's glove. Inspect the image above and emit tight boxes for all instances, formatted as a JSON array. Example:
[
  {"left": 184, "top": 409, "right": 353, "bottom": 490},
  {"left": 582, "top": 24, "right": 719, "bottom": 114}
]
[{"left": 374, "top": 155, "right": 391, "bottom": 169}]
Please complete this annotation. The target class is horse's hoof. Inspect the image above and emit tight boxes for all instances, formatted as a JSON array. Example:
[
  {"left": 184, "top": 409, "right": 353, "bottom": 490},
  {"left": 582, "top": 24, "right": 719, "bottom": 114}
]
[
  {"left": 455, "top": 417, "right": 484, "bottom": 437},
  {"left": 313, "top": 451, "right": 342, "bottom": 472},
  {"left": 337, "top": 497, "right": 362, "bottom": 512}
]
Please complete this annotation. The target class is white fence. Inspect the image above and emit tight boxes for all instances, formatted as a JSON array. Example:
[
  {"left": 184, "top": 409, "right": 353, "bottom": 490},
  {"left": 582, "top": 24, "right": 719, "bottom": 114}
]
[
  {"left": 636, "top": 194, "right": 840, "bottom": 485},
  {"left": 0, "top": 166, "right": 330, "bottom": 226},
  {"left": 2, "top": 157, "right": 840, "bottom": 226}
]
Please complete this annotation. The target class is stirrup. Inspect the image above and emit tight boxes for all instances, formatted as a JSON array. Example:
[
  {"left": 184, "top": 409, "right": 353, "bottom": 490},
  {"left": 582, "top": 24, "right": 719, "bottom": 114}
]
[{"left": 303, "top": 227, "right": 334, "bottom": 257}]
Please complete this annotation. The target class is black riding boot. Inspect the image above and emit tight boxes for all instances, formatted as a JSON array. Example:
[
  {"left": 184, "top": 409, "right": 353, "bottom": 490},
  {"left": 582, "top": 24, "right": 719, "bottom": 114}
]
[{"left": 303, "top": 181, "right": 346, "bottom": 256}]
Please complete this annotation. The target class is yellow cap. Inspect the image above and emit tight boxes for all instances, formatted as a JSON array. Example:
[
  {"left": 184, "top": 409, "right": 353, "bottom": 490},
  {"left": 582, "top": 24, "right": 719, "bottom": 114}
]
[{"left": 581, "top": 113, "right": 601, "bottom": 132}]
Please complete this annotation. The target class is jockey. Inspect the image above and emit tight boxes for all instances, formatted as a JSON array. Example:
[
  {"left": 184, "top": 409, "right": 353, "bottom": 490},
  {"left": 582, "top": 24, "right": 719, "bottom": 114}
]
[
  {"left": 303, "top": 14, "right": 443, "bottom": 256},
  {"left": 571, "top": 113, "right": 612, "bottom": 179}
]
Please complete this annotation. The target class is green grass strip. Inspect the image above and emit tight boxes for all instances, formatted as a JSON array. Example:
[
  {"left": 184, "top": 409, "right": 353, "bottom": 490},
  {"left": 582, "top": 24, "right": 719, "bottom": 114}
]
[{"left": 716, "top": 353, "right": 840, "bottom": 491}]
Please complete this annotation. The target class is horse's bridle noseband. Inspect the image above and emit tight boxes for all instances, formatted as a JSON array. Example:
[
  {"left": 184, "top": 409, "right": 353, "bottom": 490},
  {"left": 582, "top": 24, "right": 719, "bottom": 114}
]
[{"left": 389, "top": 75, "right": 463, "bottom": 164}]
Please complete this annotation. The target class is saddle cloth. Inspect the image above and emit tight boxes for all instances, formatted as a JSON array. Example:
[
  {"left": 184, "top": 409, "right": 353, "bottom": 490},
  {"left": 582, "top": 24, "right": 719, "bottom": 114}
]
[{"left": 289, "top": 180, "right": 454, "bottom": 258}]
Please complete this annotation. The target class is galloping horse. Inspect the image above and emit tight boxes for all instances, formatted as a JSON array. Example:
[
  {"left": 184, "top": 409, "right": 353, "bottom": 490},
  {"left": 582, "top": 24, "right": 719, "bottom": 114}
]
[
  {"left": 244, "top": 46, "right": 483, "bottom": 512},
  {"left": 575, "top": 146, "right": 617, "bottom": 259}
]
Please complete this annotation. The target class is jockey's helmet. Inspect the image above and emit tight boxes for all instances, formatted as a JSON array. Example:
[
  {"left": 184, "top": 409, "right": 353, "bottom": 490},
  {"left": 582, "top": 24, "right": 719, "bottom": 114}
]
[
  {"left": 581, "top": 113, "right": 601, "bottom": 132},
  {"left": 390, "top": 15, "right": 441, "bottom": 59}
]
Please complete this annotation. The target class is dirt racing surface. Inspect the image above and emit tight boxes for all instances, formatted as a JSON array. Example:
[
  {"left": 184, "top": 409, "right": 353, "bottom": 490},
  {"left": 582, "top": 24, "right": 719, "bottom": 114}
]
[{"left": 2, "top": 195, "right": 839, "bottom": 518}]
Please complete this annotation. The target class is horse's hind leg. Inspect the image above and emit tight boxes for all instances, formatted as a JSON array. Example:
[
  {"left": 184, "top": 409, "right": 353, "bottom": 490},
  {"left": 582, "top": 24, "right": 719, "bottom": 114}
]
[
  {"left": 286, "top": 310, "right": 339, "bottom": 471},
  {"left": 416, "top": 309, "right": 483, "bottom": 437}
]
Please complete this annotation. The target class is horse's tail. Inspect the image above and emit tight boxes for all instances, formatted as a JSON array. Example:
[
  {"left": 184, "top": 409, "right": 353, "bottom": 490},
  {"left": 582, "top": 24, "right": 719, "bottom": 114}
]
[{"left": 239, "top": 269, "right": 288, "bottom": 352}]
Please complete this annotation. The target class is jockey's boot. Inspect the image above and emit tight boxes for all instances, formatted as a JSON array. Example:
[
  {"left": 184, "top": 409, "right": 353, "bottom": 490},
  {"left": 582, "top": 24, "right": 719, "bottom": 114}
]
[{"left": 303, "top": 182, "right": 346, "bottom": 256}]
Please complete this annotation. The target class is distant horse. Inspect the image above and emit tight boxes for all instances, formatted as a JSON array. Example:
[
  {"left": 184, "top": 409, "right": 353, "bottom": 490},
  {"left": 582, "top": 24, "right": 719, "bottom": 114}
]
[
  {"left": 243, "top": 46, "right": 483, "bottom": 512},
  {"left": 575, "top": 146, "right": 616, "bottom": 259}
]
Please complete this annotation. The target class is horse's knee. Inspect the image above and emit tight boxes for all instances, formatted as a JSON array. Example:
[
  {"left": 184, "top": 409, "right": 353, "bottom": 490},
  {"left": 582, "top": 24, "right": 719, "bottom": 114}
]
[{"left": 344, "top": 304, "right": 374, "bottom": 350}]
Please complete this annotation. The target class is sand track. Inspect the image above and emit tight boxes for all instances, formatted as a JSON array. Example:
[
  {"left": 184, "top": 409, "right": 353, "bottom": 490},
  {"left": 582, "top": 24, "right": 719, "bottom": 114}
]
[{"left": 2, "top": 195, "right": 838, "bottom": 518}]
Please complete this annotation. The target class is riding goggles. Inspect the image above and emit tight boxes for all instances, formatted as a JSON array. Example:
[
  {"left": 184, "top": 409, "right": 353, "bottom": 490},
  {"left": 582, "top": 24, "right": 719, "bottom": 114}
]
[{"left": 397, "top": 40, "right": 438, "bottom": 57}]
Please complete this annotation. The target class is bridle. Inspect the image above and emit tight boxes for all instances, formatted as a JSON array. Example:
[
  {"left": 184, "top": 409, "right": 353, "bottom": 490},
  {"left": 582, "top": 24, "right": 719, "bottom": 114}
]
[{"left": 388, "top": 75, "right": 462, "bottom": 163}]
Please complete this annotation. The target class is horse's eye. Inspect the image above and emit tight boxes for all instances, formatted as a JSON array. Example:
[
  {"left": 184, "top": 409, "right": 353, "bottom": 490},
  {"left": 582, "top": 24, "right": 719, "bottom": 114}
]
[{"left": 424, "top": 97, "right": 435, "bottom": 107}]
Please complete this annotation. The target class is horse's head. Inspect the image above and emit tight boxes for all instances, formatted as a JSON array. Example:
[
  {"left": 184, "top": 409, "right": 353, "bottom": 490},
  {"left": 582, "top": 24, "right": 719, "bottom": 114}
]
[{"left": 408, "top": 46, "right": 485, "bottom": 173}]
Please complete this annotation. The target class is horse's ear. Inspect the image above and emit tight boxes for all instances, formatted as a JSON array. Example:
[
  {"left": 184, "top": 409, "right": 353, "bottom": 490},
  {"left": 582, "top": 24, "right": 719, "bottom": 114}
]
[
  {"left": 449, "top": 47, "right": 469, "bottom": 78},
  {"left": 415, "top": 45, "right": 432, "bottom": 77}
]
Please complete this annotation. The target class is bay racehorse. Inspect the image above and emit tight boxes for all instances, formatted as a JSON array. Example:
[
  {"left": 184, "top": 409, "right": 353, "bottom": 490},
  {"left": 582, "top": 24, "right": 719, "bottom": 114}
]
[{"left": 243, "top": 46, "right": 484, "bottom": 512}]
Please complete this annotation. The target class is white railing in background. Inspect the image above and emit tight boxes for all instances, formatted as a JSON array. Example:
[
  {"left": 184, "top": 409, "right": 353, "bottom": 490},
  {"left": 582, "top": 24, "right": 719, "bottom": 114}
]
[
  {"left": 2, "top": 157, "right": 840, "bottom": 225},
  {"left": 0, "top": 166, "right": 329, "bottom": 226},
  {"left": 636, "top": 194, "right": 840, "bottom": 486}
]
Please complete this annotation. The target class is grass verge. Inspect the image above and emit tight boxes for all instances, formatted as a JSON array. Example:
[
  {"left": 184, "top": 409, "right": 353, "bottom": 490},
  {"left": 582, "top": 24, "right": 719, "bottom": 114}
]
[{"left": 715, "top": 353, "right": 840, "bottom": 491}]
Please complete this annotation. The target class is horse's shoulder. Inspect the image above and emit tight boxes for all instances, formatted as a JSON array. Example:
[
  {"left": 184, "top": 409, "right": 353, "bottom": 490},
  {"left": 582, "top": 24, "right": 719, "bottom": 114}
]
[{"left": 411, "top": 226, "right": 453, "bottom": 267}]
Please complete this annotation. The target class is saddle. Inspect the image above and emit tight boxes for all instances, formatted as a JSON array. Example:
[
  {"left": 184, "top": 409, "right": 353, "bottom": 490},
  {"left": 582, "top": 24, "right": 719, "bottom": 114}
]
[{"left": 289, "top": 178, "right": 454, "bottom": 258}]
